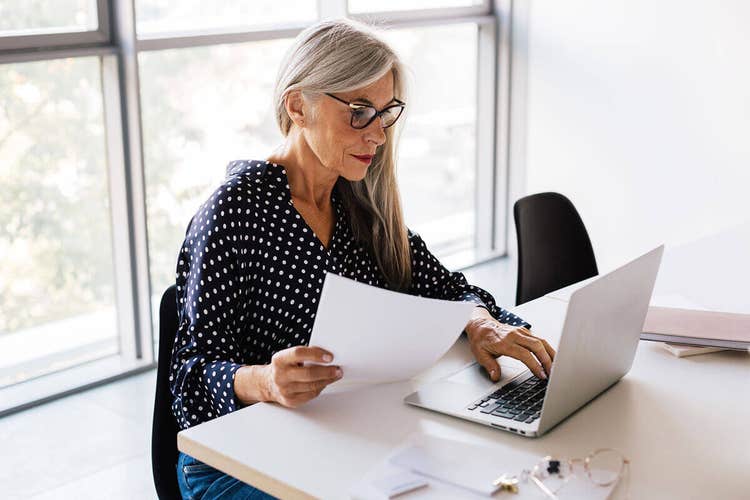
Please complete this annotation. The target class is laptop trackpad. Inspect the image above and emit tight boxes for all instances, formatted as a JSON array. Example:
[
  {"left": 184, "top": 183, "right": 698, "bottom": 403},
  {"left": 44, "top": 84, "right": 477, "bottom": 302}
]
[{"left": 444, "top": 361, "right": 525, "bottom": 392}]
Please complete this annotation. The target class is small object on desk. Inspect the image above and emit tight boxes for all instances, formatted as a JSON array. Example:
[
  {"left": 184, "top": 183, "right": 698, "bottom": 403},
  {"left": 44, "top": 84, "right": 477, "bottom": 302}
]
[
  {"left": 492, "top": 473, "right": 520, "bottom": 493},
  {"left": 662, "top": 342, "right": 727, "bottom": 358}
]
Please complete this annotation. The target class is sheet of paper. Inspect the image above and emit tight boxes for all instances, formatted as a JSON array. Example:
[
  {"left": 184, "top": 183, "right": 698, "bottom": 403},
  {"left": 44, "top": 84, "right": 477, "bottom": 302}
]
[
  {"left": 308, "top": 272, "right": 476, "bottom": 389},
  {"left": 389, "top": 436, "right": 506, "bottom": 496}
]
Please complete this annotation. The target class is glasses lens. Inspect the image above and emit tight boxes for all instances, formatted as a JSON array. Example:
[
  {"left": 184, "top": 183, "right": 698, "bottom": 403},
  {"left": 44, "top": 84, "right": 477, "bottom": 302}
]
[
  {"left": 587, "top": 449, "right": 625, "bottom": 486},
  {"left": 381, "top": 106, "right": 403, "bottom": 128},
  {"left": 351, "top": 107, "right": 376, "bottom": 128}
]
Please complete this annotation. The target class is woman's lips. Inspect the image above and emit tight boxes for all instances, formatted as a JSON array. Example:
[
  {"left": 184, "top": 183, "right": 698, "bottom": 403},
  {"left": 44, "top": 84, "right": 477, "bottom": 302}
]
[{"left": 352, "top": 154, "right": 373, "bottom": 164}]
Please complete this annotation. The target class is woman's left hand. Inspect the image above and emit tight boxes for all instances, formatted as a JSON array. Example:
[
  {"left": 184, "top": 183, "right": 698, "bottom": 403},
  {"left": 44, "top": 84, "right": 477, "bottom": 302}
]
[{"left": 465, "top": 308, "right": 556, "bottom": 382}]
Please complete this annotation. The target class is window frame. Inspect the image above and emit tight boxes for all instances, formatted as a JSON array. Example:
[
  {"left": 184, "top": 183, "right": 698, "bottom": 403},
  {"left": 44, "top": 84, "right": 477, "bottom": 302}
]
[
  {"left": 0, "top": 0, "right": 111, "bottom": 51},
  {"left": 0, "top": 0, "right": 514, "bottom": 416}
]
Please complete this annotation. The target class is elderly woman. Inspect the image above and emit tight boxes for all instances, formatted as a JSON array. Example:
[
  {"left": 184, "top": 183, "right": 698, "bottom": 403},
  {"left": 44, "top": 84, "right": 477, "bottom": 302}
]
[{"left": 170, "top": 18, "right": 555, "bottom": 500}]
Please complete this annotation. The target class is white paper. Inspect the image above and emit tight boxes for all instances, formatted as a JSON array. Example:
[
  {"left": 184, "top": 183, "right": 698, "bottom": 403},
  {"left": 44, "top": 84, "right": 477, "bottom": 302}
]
[
  {"left": 371, "top": 470, "right": 428, "bottom": 498},
  {"left": 388, "top": 436, "right": 505, "bottom": 496},
  {"left": 308, "top": 272, "right": 476, "bottom": 388}
]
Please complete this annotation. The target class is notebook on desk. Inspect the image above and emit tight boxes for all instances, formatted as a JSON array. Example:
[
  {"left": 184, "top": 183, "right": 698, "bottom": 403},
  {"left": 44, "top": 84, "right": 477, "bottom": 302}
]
[{"left": 641, "top": 307, "right": 750, "bottom": 349}]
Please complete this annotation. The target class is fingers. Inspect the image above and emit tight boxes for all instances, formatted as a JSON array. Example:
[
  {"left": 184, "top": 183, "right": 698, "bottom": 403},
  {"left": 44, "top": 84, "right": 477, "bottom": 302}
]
[
  {"left": 539, "top": 336, "right": 557, "bottom": 361},
  {"left": 268, "top": 345, "right": 342, "bottom": 408},
  {"left": 509, "top": 345, "right": 547, "bottom": 380},
  {"left": 519, "top": 327, "right": 557, "bottom": 361},
  {"left": 274, "top": 376, "right": 339, "bottom": 408},
  {"left": 513, "top": 332, "right": 553, "bottom": 377},
  {"left": 288, "top": 364, "right": 342, "bottom": 383},
  {"left": 273, "top": 345, "right": 334, "bottom": 366},
  {"left": 285, "top": 376, "right": 340, "bottom": 395},
  {"left": 474, "top": 349, "right": 502, "bottom": 382}
]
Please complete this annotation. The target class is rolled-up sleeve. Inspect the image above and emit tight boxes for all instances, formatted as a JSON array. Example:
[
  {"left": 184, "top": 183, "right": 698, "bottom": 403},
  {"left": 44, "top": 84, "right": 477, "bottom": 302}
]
[
  {"left": 406, "top": 229, "right": 531, "bottom": 329},
  {"left": 169, "top": 185, "right": 249, "bottom": 430}
]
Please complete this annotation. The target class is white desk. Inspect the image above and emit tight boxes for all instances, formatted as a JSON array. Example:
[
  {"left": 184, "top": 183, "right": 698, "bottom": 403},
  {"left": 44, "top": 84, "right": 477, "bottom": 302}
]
[{"left": 178, "top": 294, "right": 750, "bottom": 499}]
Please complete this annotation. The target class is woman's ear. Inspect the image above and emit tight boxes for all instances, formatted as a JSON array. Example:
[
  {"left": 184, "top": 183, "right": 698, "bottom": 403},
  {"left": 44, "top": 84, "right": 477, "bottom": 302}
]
[{"left": 284, "top": 90, "right": 306, "bottom": 128}]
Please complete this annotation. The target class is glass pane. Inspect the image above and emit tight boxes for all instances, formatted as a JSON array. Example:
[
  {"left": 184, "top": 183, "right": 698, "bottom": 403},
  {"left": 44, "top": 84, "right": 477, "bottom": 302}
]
[
  {"left": 0, "top": 57, "right": 118, "bottom": 388},
  {"left": 0, "top": 0, "right": 97, "bottom": 35},
  {"left": 384, "top": 24, "right": 478, "bottom": 253},
  {"left": 135, "top": 0, "right": 316, "bottom": 35},
  {"left": 139, "top": 40, "right": 292, "bottom": 336},
  {"left": 349, "top": 0, "right": 483, "bottom": 13}
]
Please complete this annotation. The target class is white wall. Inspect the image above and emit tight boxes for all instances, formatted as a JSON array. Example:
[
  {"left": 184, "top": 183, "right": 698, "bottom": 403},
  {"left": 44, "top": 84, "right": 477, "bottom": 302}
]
[{"left": 517, "top": 0, "right": 750, "bottom": 269}]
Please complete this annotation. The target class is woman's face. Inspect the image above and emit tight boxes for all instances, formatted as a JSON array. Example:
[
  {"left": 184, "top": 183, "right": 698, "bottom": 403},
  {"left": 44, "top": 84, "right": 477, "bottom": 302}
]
[{"left": 303, "top": 71, "right": 395, "bottom": 181}]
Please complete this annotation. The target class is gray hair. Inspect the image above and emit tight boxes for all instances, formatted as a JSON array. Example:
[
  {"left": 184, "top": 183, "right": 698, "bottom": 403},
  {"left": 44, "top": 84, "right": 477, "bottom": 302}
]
[{"left": 273, "top": 18, "right": 412, "bottom": 291}]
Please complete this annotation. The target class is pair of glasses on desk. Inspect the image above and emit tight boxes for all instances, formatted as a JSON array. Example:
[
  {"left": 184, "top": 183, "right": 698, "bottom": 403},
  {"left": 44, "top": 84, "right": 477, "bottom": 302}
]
[{"left": 494, "top": 448, "right": 630, "bottom": 499}]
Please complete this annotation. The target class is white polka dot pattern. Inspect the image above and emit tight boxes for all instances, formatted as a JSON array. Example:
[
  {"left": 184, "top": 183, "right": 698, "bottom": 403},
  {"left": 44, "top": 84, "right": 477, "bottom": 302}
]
[{"left": 169, "top": 160, "right": 530, "bottom": 430}]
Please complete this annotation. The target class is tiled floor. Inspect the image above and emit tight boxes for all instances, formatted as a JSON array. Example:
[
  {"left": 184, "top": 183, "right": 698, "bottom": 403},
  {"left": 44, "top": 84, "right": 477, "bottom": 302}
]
[
  {"left": 0, "top": 370, "right": 158, "bottom": 499},
  {"left": 0, "top": 257, "right": 517, "bottom": 500}
]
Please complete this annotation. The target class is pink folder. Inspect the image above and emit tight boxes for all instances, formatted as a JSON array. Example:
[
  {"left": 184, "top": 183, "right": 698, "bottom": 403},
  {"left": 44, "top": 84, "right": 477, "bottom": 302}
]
[{"left": 641, "top": 307, "right": 750, "bottom": 349}]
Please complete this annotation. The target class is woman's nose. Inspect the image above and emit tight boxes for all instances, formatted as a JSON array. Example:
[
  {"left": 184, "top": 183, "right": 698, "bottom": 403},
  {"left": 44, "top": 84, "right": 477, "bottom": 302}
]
[{"left": 363, "top": 120, "right": 386, "bottom": 146}]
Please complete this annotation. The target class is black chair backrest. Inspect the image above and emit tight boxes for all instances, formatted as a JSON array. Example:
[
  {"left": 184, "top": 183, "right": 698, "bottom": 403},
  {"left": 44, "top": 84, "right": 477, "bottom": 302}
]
[
  {"left": 152, "top": 284, "right": 181, "bottom": 500},
  {"left": 513, "top": 192, "right": 598, "bottom": 305}
]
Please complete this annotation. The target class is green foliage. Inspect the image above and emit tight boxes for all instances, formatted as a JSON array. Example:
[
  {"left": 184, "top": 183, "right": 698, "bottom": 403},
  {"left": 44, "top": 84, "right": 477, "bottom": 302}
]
[{"left": 0, "top": 58, "right": 113, "bottom": 333}]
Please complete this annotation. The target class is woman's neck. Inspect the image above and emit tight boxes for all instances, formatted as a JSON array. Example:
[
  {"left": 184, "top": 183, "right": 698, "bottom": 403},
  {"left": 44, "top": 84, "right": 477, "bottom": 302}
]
[{"left": 267, "top": 129, "right": 338, "bottom": 210}]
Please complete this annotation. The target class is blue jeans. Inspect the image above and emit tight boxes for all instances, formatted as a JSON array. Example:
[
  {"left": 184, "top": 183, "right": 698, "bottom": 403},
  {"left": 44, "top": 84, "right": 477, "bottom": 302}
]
[{"left": 176, "top": 452, "right": 278, "bottom": 500}]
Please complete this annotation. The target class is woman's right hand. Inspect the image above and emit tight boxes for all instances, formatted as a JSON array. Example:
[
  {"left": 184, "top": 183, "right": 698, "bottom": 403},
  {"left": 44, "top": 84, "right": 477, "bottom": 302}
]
[{"left": 262, "top": 346, "right": 343, "bottom": 408}]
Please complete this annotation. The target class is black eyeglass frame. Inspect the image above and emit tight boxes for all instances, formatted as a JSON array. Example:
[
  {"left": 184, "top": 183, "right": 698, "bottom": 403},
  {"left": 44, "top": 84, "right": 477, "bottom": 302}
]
[{"left": 324, "top": 92, "right": 406, "bottom": 130}]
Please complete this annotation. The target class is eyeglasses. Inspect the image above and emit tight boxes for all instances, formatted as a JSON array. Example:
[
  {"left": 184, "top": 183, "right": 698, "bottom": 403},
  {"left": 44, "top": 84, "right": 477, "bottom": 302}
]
[
  {"left": 324, "top": 93, "right": 406, "bottom": 129},
  {"left": 493, "top": 448, "right": 630, "bottom": 499}
]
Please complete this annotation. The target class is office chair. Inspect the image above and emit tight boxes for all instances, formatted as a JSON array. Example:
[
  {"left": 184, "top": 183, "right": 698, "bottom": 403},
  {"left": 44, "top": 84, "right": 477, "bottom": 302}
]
[
  {"left": 152, "top": 284, "right": 182, "bottom": 500},
  {"left": 513, "top": 192, "right": 598, "bottom": 305}
]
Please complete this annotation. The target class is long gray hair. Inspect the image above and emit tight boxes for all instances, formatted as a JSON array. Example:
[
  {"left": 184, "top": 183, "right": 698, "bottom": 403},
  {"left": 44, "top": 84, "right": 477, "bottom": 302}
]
[{"left": 273, "top": 18, "right": 412, "bottom": 291}]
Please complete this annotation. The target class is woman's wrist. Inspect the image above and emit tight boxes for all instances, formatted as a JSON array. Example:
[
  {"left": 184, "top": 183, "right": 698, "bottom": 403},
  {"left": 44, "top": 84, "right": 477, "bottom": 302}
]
[
  {"left": 466, "top": 306, "right": 494, "bottom": 337},
  {"left": 234, "top": 364, "right": 272, "bottom": 406}
]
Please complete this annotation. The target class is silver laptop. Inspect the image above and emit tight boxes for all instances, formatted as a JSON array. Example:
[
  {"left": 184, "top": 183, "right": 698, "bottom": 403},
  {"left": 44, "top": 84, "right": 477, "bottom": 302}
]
[{"left": 404, "top": 245, "right": 664, "bottom": 438}]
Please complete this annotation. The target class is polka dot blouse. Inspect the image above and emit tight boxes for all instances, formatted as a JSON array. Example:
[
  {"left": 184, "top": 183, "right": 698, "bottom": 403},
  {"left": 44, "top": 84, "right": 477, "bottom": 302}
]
[{"left": 169, "top": 160, "right": 530, "bottom": 430}]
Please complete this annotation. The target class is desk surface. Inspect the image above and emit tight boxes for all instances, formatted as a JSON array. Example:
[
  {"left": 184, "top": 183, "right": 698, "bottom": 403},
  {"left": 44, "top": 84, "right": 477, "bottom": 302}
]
[{"left": 178, "top": 296, "right": 750, "bottom": 500}]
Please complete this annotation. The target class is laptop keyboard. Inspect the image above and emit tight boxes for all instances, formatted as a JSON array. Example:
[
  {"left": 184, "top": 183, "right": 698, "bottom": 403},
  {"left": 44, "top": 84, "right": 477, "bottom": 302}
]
[{"left": 467, "top": 376, "right": 547, "bottom": 424}]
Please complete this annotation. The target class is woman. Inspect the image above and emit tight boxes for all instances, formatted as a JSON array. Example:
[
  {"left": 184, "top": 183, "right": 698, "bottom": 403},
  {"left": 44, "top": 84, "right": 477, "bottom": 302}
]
[{"left": 170, "top": 18, "right": 556, "bottom": 500}]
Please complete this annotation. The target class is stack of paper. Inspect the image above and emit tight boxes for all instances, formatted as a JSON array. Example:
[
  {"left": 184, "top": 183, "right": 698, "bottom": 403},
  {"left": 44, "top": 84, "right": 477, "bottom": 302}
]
[
  {"left": 642, "top": 307, "right": 750, "bottom": 350},
  {"left": 661, "top": 343, "right": 727, "bottom": 358}
]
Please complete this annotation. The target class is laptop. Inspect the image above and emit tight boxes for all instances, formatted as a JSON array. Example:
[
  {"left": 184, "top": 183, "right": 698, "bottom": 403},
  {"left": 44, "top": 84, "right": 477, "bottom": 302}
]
[{"left": 404, "top": 245, "right": 664, "bottom": 438}]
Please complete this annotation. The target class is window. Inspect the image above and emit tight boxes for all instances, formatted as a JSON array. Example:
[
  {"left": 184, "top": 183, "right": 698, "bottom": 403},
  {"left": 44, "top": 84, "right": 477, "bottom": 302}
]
[
  {"left": 139, "top": 40, "right": 292, "bottom": 324},
  {"left": 0, "top": 0, "right": 109, "bottom": 51},
  {"left": 0, "top": 57, "right": 119, "bottom": 388},
  {"left": 349, "top": 0, "right": 484, "bottom": 14},
  {"left": 135, "top": 0, "right": 316, "bottom": 35},
  {"left": 0, "top": 0, "right": 98, "bottom": 34},
  {"left": 385, "top": 24, "right": 478, "bottom": 254},
  {"left": 0, "top": 0, "right": 507, "bottom": 415}
]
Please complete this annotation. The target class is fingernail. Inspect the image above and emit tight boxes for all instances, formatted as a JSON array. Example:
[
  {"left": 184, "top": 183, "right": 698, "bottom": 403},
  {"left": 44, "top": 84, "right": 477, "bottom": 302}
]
[
  {"left": 490, "top": 369, "right": 497, "bottom": 380},
  {"left": 540, "top": 372, "right": 548, "bottom": 380},
  {"left": 323, "top": 354, "right": 332, "bottom": 362},
  {"left": 336, "top": 368, "right": 343, "bottom": 377}
]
